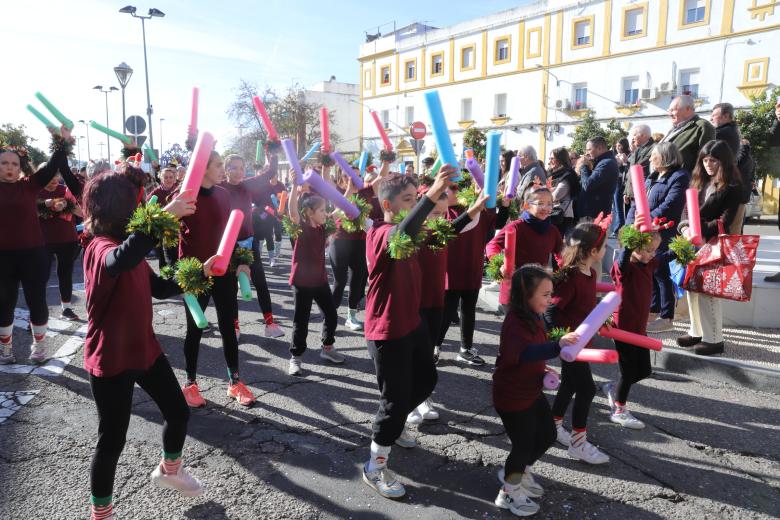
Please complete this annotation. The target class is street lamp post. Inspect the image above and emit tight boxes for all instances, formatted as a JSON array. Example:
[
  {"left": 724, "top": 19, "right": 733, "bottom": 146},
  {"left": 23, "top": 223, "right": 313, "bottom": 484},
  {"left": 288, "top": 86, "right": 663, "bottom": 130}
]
[
  {"left": 114, "top": 62, "right": 134, "bottom": 132},
  {"left": 159, "top": 117, "right": 165, "bottom": 154},
  {"left": 76, "top": 136, "right": 83, "bottom": 167},
  {"left": 119, "top": 5, "right": 165, "bottom": 151},
  {"left": 93, "top": 86, "right": 119, "bottom": 160},
  {"left": 78, "top": 119, "right": 91, "bottom": 162},
  {"left": 719, "top": 38, "right": 757, "bottom": 104}
]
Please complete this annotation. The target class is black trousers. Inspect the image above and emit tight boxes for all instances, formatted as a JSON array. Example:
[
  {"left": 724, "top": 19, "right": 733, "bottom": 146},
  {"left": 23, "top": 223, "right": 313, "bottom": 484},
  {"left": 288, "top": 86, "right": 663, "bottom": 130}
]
[
  {"left": 253, "top": 213, "right": 280, "bottom": 253},
  {"left": 0, "top": 247, "right": 49, "bottom": 327},
  {"left": 249, "top": 236, "right": 273, "bottom": 315},
  {"left": 291, "top": 284, "right": 337, "bottom": 356},
  {"left": 45, "top": 241, "right": 80, "bottom": 303},
  {"left": 497, "top": 397, "right": 556, "bottom": 478},
  {"left": 183, "top": 274, "right": 240, "bottom": 381},
  {"left": 367, "top": 325, "right": 437, "bottom": 446},
  {"left": 329, "top": 238, "right": 368, "bottom": 310},
  {"left": 615, "top": 340, "right": 652, "bottom": 404},
  {"left": 551, "top": 359, "right": 596, "bottom": 429},
  {"left": 89, "top": 355, "right": 189, "bottom": 499},
  {"left": 419, "top": 307, "right": 444, "bottom": 350},
  {"left": 437, "top": 289, "right": 479, "bottom": 350}
]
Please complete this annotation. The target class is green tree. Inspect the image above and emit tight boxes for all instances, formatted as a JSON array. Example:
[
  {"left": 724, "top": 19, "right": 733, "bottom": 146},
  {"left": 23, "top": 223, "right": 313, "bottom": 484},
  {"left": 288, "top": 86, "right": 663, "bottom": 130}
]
[
  {"left": 605, "top": 119, "right": 629, "bottom": 148},
  {"left": 735, "top": 86, "right": 780, "bottom": 179},
  {"left": 570, "top": 110, "right": 605, "bottom": 155},
  {"left": 462, "top": 127, "right": 487, "bottom": 161},
  {"left": 0, "top": 123, "right": 48, "bottom": 165}
]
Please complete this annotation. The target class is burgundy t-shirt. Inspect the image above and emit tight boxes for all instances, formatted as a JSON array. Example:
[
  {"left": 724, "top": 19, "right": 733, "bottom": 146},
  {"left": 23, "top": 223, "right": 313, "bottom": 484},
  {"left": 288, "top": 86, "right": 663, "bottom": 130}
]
[
  {"left": 493, "top": 313, "right": 548, "bottom": 412},
  {"left": 83, "top": 236, "right": 162, "bottom": 377},
  {"left": 179, "top": 185, "right": 230, "bottom": 262},
  {"left": 445, "top": 207, "right": 496, "bottom": 291},
  {"left": 365, "top": 221, "right": 422, "bottom": 341},
  {"left": 611, "top": 256, "right": 659, "bottom": 335},
  {"left": 419, "top": 245, "right": 447, "bottom": 309},
  {"left": 38, "top": 185, "right": 79, "bottom": 244},
  {"left": 486, "top": 219, "right": 562, "bottom": 305},
  {"left": 148, "top": 185, "right": 175, "bottom": 205},
  {"left": 289, "top": 223, "right": 327, "bottom": 287},
  {"left": 1, "top": 177, "right": 46, "bottom": 251},
  {"left": 221, "top": 181, "right": 255, "bottom": 239},
  {"left": 333, "top": 186, "right": 378, "bottom": 241},
  {"left": 550, "top": 268, "right": 597, "bottom": 348}
]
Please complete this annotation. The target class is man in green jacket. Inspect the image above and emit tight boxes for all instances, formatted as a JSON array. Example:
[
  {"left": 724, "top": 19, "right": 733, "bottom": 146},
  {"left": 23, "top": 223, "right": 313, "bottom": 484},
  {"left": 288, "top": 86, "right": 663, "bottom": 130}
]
[
  {"left": 623, "top": 123, "right": 656, "bottom": 205},
  {"left": 661, "top": 95, "right": 715, "bottom": 174}
]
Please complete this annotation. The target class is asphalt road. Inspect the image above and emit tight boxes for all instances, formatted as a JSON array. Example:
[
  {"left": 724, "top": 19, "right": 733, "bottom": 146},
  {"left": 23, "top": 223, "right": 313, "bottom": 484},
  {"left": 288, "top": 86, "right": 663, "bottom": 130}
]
[{"left": 1, "top": 245, "right": 778, "bottom": 520}]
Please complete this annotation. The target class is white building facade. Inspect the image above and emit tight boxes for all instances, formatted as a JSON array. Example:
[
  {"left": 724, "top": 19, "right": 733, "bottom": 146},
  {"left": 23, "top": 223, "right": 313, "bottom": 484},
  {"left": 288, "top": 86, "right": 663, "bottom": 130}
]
[
  {"left": 304, "top": 77, "right": 361, "bottom": 154},
  {"left": 358, "top": 0, "right": 780, "bottom": 163}
]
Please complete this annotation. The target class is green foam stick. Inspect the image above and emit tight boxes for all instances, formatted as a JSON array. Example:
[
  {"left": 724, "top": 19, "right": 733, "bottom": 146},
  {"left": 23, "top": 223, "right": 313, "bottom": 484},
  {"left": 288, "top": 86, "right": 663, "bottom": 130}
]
[
  {"left": 34, "top": 92, "right": 73, "bottom": 129},
  {"left": 26, "top": 104, "right": 58, "bottom": 131},
  {"left": 183, "top": 293, "right": 207, "bottom": 328},
  {"left": 429, "top": 156, "right": 443, "bottom": 177},
  {"left": 147, "top": 195, "right": 158, "bottom": 205},
  {"left": 256, "top": 140, "right": 262, "bottom": 162},
  {"left": 238, "top": 271, "right": 252, "bottom": 301},
  {"left": 89, "top": 120, "right": 133, "bottom": 145},
  {"left": 144, "top": 143, "right": 158, "bottom": 163}
]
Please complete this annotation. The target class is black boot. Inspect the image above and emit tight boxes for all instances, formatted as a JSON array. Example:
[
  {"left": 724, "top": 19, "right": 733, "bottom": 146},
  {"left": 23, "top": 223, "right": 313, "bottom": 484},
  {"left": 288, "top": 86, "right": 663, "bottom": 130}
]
[
  {"left": 694, "top": 342, "right": 724, "bottom": 356},
  {"left": 676, "top": 335, "right": 702, "bottom": 348}
]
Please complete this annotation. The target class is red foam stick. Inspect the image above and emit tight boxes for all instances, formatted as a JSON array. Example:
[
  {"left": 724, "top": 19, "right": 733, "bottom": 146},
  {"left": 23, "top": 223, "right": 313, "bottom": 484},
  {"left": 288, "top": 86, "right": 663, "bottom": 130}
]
[
  {"left": 211, "top": 209, "right": 245, "bottom": 276},
  {"left": 180, "top": 132, "right": 215, "bottom": 197},
  {"left": 370, "top": 110, "right": 393, "bottom": 151},
  {"left": 189, "top": 87, "right": 199, "bottom": 132},
  {"left": 504, "top": 226, "right": 516, "bottom": 279},
  {"left": 599, "top": 326, "right": 662, "bottom": 351},
  {"left": 320, "top": 107, "right": 331, "bottom": 152},
  {"left": 630, "top": 165, "right": 652, "bottom": 232},
  {"left": 574, "top": 349, "right": 619, "bottom": 364},
  {"left": 685, "top": 188, "right": 704, "bottom": 246},
  {"left": 252, "top": 96, "right": 279, "bottom": 141},
  {"left": 596, "top": 282, "right": 616, "bottom": 293}
]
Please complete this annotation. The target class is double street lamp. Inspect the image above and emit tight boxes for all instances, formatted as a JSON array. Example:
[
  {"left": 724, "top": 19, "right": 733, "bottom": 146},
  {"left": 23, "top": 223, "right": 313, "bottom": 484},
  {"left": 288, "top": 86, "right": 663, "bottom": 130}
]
[
  {"left": 114, "top": 62, "right": 133, "bottom": 132},
  {"left": 93, "top": 86, "right": 118, "bottom": 160}
]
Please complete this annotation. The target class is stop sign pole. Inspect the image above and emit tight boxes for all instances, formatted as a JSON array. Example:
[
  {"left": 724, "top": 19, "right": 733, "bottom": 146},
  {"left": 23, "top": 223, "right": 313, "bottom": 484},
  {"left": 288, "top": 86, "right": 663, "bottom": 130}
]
[{"left": 409, "top": 121, "right": 426, "bottom": 175}]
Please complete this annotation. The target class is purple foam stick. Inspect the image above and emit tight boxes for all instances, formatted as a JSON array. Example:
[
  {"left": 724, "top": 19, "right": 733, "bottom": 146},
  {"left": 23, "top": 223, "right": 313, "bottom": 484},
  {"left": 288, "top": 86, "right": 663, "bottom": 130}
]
[
  {"left": 464, "top": 149, "right": 484, "bottom": 188},
  {"left": 281, "top": 138, "right": 304, "bottom": 185},
  {"left": 302, "top": 169, "right": 360, "bottom": 219},
  {"left": 504, "top": 156, "right": 520, "bottom": 199},
  {"left": 559, "top": 291, "right": 622, "bottom": 362},
  {"left": 330, "top": 151, "right": 365, "bottom": 189}
]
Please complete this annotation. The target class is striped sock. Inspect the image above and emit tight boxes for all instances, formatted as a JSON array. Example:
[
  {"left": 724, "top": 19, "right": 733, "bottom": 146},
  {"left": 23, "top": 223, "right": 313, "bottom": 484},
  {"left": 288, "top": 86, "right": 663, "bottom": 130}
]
[
  {"left": 263, "top": 312, "right": 274, "bottom": 325},
  {"left": 161, "top": 450, "right": 183, "bottom": 475},
  {"left": 90, "top": 495, "right": 113, "bottom": 520},
  {"left": 614, "top": 401, "right": 626, "bottom": 414},
  {"left": 30, "top": 322, "right": 47, "bottom": 343},
  {"left": 553, "top": 416, "right": 564, "bottom": 429},
  {"left": 571, "top": 428, "right": 587, "bottom": 448}
]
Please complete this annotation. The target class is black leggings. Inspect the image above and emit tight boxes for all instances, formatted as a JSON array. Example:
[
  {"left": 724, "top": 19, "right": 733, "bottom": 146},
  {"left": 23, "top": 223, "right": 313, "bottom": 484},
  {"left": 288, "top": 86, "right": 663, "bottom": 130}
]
[
  {"left": 551, "top": 359, "right": 596, "bottom": 429},
  {"left": 329, "top": 238, "right": 367, "bottom": 310},
  {"left": 367, "top": 325, "right": 437, "bottom": 446},
  {"left": 437, "top": 289, "right": 479, "bottom": 350},
  {"left": 253, "top": 213, "right": 281, "bottom": 253},
  {"left": 46, "top": 241, "right": 80, "bottom": 303},
  {"left": 183, "top": 274, "right": 240, "bottom": 381},
  {"left": 615, "top": 341, "right": 652, "bottom": 404},
  {"left": 0, "top": 247, "right": 49, "bottom": 327},
  {"left": 497, "top": 397, "right": 556, "bottom": 478},
  {"left": 419, "top": 307, "right": 444, "bottom": 350},
  {"left": 89, "top": 354, "right": 189, "bottom": 499},
  {"left": 249, "top": 236, "right": 273, "bottom": 314},
  {"left": 291, "top": 284, "right": 337, "bottom": 356}
]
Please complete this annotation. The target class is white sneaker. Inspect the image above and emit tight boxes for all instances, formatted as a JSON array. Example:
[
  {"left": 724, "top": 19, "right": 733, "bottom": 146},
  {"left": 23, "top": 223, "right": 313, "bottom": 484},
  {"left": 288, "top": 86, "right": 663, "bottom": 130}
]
[
  {"left": 568, "top": 440, "right": 610, "bottom": 464},
  {"left": 269, "top": 257, "right": 277, "bottom": 267},
  {"left": 0, "top": 344, "right": 15, "bottom": 365},
  {"left": 406, "top": 408, "right": 423, "bottom": 425},
  {"left": 433, "top": 346, "right": 440, "bottom": 365},
  {"left": 264, "top": 322, "right": 284, "bottom": 338},
  {"left": 151, "top": 464, "right": 203, "bottom": 497},
  {"left": 29, "top": 343, "right": 46, "bottom": 364},
  {"left": 556, "top": 425, "right": 571, "bottom": 447},
  {"left": 485, "top": 281, "right": 501, "bottom": 292},
  {"left": 646, "top": 318, "right": 674, "bottom": 333},
  {"left": 362, "top": 463, "right": 405, "bottom": 499},
  {"left": 320, "top": 345, "right": 345, "bottom": 364},
  {"left": 610, "top": 410, "right": 645, "bottom": 430},
  {"left": 418, "top": 399, "right": 439, "bottom": 421},
  {"left": 494, "top": 483, "right": 540, "bottom": 517},
  {"left": 497, "top": 467, "right": 543, "bottom": 498},
  {"left": 288, "top": 356, "right": 302, "bottom": 376},
  {"left": 394, "top": 428, "right": 417, "bottom": 448},
  {"left": 345, "top": 312, "right": 363, "bottom": 331}
]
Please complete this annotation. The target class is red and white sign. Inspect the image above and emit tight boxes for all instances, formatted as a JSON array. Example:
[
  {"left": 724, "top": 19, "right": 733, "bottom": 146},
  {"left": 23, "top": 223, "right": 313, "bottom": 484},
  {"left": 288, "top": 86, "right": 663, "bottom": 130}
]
[{"left": 409, "top": 121, "right": 426, "bottom": 140}]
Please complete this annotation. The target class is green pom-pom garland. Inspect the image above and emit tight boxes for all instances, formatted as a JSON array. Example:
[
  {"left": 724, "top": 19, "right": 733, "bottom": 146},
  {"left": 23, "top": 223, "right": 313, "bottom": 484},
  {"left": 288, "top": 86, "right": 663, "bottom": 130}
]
[
  {"left": 323, "top": 217, "right": 337, "bottom": 236},
  {"left": 126, "top": 200, "right": 180, "bottom": 248},
  {"left": 618, "top": 225, "right": 653, "bottom": 251},
  {"left": 547, "top": 327, "right": 571, "bottom": 343},
  {"left": 229, "top": 247, "right": 254, "bottom": 273},
  {"left": 173, "top": 257, "right": 213, "bottom": 296},
  {"left": 338, "top": 195, "right": 371, "bottom": 234},
  {"left": 49, "top": 133, "right": 74, "bottom": 156},
  {"left": 456, "top": 183, "right": 478, "bottom": 208},
  {"left": 159, "top": 265, "right": 175, "bottom": 280},
  {"left": 319, "top": 152, "right": 334, "bottom": 167},
  {"left": 669, "top": 235, "right": 697, "bottom": 265},
  {"left": 425, "top": 217, "right": 456, "bottom": 252},
  {"left": 379, "top": 149, "right": 396, "bottom": 163},
  {"left": 486, "top": 253, "right": 505, "bottom": 282},
  {"left": 282, "top": 215, "right": 302, "bottom": 241},
  {"left": 37, "top": 197, "right": 76, "bottom": 219},
  {"left": 388, "top": 229, "right": 417, "bottom": 260}
]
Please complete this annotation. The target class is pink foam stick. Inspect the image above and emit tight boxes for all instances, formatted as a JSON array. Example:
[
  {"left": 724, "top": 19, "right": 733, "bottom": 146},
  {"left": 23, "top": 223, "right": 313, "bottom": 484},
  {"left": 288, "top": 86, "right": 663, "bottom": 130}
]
[
  {"left": 190, "top": 87, "right": 199, "bottom": 131},
  {"left": 281, "top": 139, "right": 304, "bottom": 185},
  {"left": 252, "top": 96, "right": 279, "bottom": 141},
  {"left": 180, "top": 132, "right": 215, "bottom": 196},
  {"left": 599, "top": 326, "right": 662, "bottom": 351},
  {"left": 320, "top": 107, "right": 331, "bottom": 152},
  {"left": 596, "top": 282, "right": 616, "bottom": 293},
  {"left": 685, "top": 188, "right": 704, "bottom": 246},
  {"left": 370, "top": 111, "right": 393, "bottom": 151},
  {"left": 302, "top": 170, "right": 360, "bottom": 219},
  {"left": 559, "top": 291, "right": 622, "bottom": 362},
  {"left": 543, "top": 371, "right": 560, "bottom": 390},
  {"left": 630, "top": 165, "right": 652, "bottom": 232},
  {"left": 504, "top": 227, "right": 516, "bottom": 279},
  {"left": 330, "top": 151, "right": 365, "bottom": 189},
  {"left": 574, "top": 349, "right": 619, "bottom": 364},
  {"left": 211, "top": 209, "right": 245, "bottom": 276}
]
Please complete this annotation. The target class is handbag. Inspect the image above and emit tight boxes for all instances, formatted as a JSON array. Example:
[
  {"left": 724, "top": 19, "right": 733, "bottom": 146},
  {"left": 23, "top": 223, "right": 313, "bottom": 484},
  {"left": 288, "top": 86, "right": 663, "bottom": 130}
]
[{"left": 682, "top": 220, "right": 760, "bottom": 302}]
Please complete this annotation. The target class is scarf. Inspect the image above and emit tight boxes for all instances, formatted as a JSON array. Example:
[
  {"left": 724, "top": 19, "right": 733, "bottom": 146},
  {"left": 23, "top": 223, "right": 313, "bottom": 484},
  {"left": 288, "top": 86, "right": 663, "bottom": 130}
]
[{"left": 520, "top": 210, "right": 551, "bottom": 234}]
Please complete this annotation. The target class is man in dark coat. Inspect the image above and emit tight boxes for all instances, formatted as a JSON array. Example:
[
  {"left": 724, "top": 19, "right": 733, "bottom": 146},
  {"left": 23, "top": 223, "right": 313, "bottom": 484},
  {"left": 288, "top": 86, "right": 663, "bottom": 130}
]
[
  {"left": 576, "top": 136, "right": 619, "bottom": 219},
  {"left": 623, "top": 123, "right": 656, "bottom": 206},
  {"left": 711, "top": 102, "right": 755, "bottom": 204},
  {"left": 661, "top": 95, "right": 715, "bottom": 174}
]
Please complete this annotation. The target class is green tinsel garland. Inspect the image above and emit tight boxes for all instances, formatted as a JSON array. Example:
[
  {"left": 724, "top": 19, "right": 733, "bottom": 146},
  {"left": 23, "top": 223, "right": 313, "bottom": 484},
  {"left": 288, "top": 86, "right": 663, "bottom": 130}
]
[
  {"left": 338, "top": 195, "right": 372, "bottom": 233},
  {"left": 669, "top": 235, "right": 697, "bottom": 265},
  {"left": 265, "top": 139, "right": 281, "bottom": 154},
  {"left": 379, "top": 149, "right": 396, "bottom": 163},
  {"left": 323, "top": 217, "right": 337, "bottom": 236},
  {"left": 388, "top": 229, "right": 417, "bottom": 260},
  {"left": 37, "top": 198, "right": 76, "bottom": 219},
  {"left": 547, "top": 327, "right": 571, "bottom": 343},
  {"left": 618, "top": 225, "right": 653, "bottom": 251},
  {"left": 425, "top": 217, "right": 456, "bottom": 252},
  {"left": 126, "top": 201, "right": 180, "bottom": 248},
  {"left": 229, "top": 247, "right": 254, "bottom": 273},
  {"left": 173, "top": 257, "right": 213, "bottom": 296},
  {"left": 282, "top": 215, "right": 302, "bottom": 241},
  {"left": 159, "top": 265, "right": 175, "bottom": 280},
  {"left": 456, "top": 183, "right": 478, "bottom": 208},
  {"left": 319, "top": 152, "right": 334, "bottom": 167},
  {"left": 486, "top": 253, "right": 505, "bottom": 282},
  {"left": 391, "top": 210, "right": 427, "bottom": 244},
  {"left": 49, "top": 133, "right": 74, "bottom": 156},
  {"left": 120, "top": 144, "right": 141, "bottom": 160}
]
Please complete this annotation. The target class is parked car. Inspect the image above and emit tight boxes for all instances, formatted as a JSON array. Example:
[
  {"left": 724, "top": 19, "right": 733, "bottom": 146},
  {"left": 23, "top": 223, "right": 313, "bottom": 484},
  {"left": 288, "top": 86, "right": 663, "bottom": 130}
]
[{"left": 745, "top": 189, "right": 764, "bottom": 222}]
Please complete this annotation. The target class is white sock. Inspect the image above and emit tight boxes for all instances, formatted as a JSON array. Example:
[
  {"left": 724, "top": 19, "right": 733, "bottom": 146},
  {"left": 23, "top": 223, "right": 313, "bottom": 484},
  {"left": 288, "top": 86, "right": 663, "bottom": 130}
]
[
  {"left": 30, "top": 323, "right": 47, "bottom": 342},
  {"left": 61, "top": 301, "right": 71, "bottom": 311},
  {"left": 367, "top": 441, "right": 391, "bottom": 472},
  {"left": 348, "top": 308, "right": 358, "bottom": 320},
  {"left": 0, "top": 324, "right": 12, "bottom": 342}
]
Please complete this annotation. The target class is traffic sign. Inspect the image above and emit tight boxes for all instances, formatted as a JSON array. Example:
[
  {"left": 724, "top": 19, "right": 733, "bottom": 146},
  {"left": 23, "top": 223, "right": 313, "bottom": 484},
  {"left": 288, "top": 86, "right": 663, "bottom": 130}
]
[
  {"left": 409, "top": 121, "right": 426, "bottom": 140},
  {"left": 134, "top": 135, "right": 147, "bottom": 148},
  {"left": 125, "top": 115, "right": 146, "bottom": 135},
  {"left": 411, "top": 138, "right": 424, "bottom": 155}
]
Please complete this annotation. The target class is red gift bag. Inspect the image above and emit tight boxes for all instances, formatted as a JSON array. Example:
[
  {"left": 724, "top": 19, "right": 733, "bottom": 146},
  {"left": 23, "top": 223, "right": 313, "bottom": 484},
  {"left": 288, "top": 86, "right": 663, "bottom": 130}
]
[{"left": 682, "top": 220, "right": 760, "bottom": 302}]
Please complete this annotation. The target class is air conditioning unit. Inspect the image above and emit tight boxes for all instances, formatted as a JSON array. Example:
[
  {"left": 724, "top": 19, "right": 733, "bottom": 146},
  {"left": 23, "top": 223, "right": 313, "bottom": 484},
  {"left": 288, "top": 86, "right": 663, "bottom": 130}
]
[
  {"left": 640, "top": 88, "right": 653, "bottom": 100},
  {"left": 658, "top": 82, "right": 673, "bottom": 93},
  {"left": 555, "top": 99, "right": 571, "bottom": 110}
]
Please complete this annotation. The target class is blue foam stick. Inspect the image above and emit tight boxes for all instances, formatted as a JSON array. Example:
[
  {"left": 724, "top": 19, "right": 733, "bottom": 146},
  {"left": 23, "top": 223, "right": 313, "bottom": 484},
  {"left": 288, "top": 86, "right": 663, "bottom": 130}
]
[
  {"left": 423, "top": 90, "right": 461, "bottom": 181},
  {"left": 271, "top": 194, "right": 279, "bottom": 209},
  {"left": 399, "top": 163, "right": 406, "bottom": 174},
  {"left": 301, "top": 141, "right": 321, "bottom": 162},
  {"left": 358, "top": 151, "right": 368, "bottom": 177},
  {"left": 484, "top": 131, "right": 502, "bottom": 209}
]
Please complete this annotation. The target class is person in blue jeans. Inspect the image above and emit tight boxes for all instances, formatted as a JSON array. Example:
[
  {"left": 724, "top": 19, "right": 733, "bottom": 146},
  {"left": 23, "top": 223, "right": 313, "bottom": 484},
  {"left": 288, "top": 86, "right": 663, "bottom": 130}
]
[{"left": 611, "top": 138, "right": 630, "bottom": 236}]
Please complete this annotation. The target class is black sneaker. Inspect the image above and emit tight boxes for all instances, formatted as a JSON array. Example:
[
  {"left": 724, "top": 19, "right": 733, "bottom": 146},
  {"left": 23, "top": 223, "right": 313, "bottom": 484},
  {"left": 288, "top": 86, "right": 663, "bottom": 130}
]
[
  {"left": 676, "top": 335, "right": 702, "bottom": 348},
  {"left": 694, "top": 342, "right": 724, "bottom": 356},
  {"left": 456, "top": 348, "right": 485, "bottom": 366},
  {"left": 60, "top": 308, "right": 79, "bottom": 321},
  {"left": 451, "top": 312, "right": 460, "bottom": 325}
]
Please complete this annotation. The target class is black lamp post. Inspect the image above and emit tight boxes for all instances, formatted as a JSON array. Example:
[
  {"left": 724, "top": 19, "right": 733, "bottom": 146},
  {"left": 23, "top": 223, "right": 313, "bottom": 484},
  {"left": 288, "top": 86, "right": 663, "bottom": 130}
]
[
  {"left": 114, "top": 62, "right": 133, "bottom": 132},
  {"left": 93, "top": 86, "right": 119, "bottom": 160}
]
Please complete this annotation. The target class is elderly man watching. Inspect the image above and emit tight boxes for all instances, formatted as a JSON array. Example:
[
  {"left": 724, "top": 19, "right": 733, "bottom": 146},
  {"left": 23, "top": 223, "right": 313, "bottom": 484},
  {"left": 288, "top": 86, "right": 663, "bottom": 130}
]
[
  {"left": 661, "top": 95, "right": 715, "bottom": 174},
  {"left": 623, "top": 124, "right": 656, "bottom": 206},
  {"left": 515, "top": 145, "right": 547, "bottom": 201}
]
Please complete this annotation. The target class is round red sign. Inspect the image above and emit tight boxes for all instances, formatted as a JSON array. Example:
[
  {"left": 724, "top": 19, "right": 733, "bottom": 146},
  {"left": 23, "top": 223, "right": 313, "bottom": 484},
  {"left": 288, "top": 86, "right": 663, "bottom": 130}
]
[{"left": 409, "top": 121, "right": 426, "bottom": 140}]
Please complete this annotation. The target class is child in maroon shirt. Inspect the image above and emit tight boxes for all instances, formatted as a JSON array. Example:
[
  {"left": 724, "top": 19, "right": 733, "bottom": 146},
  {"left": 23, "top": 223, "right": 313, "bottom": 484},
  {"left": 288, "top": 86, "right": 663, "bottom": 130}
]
[
  {"left": 148, "top": 166, "right": 179, "bottom": 270},
  {"left": 547, "top": 221, "right": 610, "bottom": 465},
  {"left": 493, "top": 265, "right": 579, "bottom": 517},
  {"left": 362, "top": 166, "right": 455, "bottom": 500},
  {"left": 285, "top": 170, "right": 342, "bottom": 376},
  {"left": 81, "top": 168, "right": 204, "bottom": 520}
]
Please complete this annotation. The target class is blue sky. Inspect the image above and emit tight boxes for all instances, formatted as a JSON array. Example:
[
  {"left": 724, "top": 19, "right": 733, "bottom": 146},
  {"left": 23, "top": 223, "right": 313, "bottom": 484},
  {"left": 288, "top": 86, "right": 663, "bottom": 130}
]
[{"left": 7, "top": 0, "right": 531, "bottom": 160}]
